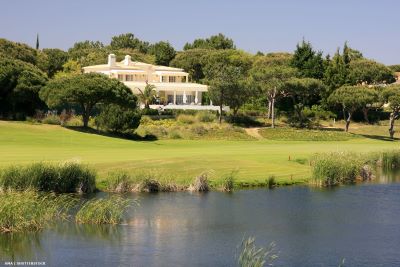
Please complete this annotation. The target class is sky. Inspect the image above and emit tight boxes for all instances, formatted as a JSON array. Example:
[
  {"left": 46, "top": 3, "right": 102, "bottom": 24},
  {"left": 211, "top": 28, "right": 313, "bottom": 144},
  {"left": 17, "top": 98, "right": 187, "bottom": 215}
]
[{"left": 1, "top": 0, "right": 399, "bottom": 64}]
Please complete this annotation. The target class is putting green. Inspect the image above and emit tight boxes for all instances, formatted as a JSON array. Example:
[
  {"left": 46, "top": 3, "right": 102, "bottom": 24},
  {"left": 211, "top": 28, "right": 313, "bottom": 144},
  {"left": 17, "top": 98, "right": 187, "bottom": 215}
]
[{"left": 0, "top": 121, "right": 398, "bottom": 186}]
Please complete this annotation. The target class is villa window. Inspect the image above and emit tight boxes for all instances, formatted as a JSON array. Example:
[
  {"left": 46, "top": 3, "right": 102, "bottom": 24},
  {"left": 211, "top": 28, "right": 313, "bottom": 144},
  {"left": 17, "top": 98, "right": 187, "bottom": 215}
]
[
  {"left": 169, "top": 76, "right": 176, "bottom": 83},
  {"left": 118, "top": 74, "right": 124, "bottom": 81},
  {"left": 126, "top": 75, "right": 133, "bottom": 81},
  {"left": 162, "top": 76, "right": 167, "bottom": 82}
]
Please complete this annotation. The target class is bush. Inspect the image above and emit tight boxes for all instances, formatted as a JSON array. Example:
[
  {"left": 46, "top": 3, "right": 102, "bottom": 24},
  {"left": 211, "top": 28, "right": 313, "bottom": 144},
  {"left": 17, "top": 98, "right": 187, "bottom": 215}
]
[
  {"left": 42, "top": 115, "right": 61, "bottom": 125},
  {"left": 225, "top": 115, "right": 262, "bottom": 127},
  {"left": 196, "top": 111, "right": 216, "bottom": 122},
  {"left": 0, "top": 162, "right": 96, "bottom": 193},
  {"left": 106, "top": 171, "right": 132, "bottom": 193},
  {"left": 177, "top": 114, "right": 196, "bottom": 124},
  {"left": 95, "top": 104, "right": 141, "bottom": 133}
]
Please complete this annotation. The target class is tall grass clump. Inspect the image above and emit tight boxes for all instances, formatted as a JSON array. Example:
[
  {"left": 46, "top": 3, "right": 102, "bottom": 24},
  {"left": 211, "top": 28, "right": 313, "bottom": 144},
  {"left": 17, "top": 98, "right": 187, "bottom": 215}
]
[
  {"left": 106, "top": 171, "right": 132, "bottom": 193},
  {"left": 380, "top": 150, "right": 400, "bottom": 170},
  {"left": 188, "top": 172, "right": 209, "bottom": 192},
  {"left": 0, "top": 190, "right": 77, "bottom": 233},
  {"left": 220, "top": 171, "right": 236, "bottom": 192},
  {"left": 75, "top": 196, "right": 132, "bottom": 224},
  {"left": 237, "top": 237, "right": 278, "bottom": 267},
  {"left": 311, "top": 152, "right": 364, "bottom": 186},
  {"left": 0, "top": 162, "right": 96, "bottom": 193}
]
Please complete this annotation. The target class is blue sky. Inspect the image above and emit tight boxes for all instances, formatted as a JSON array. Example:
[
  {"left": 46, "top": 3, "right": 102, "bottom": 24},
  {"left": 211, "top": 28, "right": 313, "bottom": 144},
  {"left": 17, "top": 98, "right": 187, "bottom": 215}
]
[{"left": 2, "top": 0, "right": 399, "bottom": 64}]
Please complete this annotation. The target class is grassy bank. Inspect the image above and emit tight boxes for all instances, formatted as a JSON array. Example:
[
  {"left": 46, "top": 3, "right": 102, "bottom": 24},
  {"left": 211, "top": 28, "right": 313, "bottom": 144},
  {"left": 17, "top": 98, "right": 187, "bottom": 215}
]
[{"left": 1, "top": 120, "right": 399, "bottom": 188}]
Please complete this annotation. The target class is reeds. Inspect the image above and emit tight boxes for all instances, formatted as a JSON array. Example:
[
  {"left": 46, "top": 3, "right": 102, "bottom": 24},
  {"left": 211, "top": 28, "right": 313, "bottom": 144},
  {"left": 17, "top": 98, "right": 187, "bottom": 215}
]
[
  {"left": 188, "top": 173, "right": 209, "bottom": 192},
  {"left": 311, "top": 152, "right": 364, "bottom": 186},
  {"left": 0, "top": 162, "right": 96, "bottom": 193},
  {"left": 0, "top": 190, "right": 77, "bottom": 233},
  {"left": 237, "top": 237, "right": 278, "bottom": 267},
  {"left": 75, "top": 196, "right": 132, "bottom": 225}
]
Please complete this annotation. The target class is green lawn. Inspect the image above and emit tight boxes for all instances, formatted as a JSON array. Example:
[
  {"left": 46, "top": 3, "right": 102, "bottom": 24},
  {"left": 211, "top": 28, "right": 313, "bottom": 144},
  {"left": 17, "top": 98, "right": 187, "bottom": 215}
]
[{"left": 1, "top": 120, "right": 399, "bottom": 187}]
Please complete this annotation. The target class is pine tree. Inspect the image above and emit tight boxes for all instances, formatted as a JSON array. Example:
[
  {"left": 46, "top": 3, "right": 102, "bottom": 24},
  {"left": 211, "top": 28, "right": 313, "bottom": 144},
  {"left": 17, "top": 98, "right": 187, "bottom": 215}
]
[{"left": 36, "top": 33, "right": 39, "bottom": 50}]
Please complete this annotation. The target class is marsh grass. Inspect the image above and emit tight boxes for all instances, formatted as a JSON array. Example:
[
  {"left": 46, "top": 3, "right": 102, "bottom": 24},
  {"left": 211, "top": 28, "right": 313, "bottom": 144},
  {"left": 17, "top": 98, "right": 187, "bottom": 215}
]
[
  {"left": 219, "top": 171, "right": 236, "bottom": 192},
  {"left": 105, "top": 170, "right": 182, "bottom": 192},
  {"left": 311, "top": 152, "right": 364, "bottom": 186},
  {"left": 0, "top": 190, "right": 78, "bottom": 233},
  {"left": 311, "top": 150, "right": 400, "bottom": 186},
  {"left": 75, "top": 196, "right": 132, "bottom": 225},
  {"left": 267, "top": 175, "right": 277, "bottom": 189},
  {"left": 0, "top": 162, "right": 96, "bottom": 193},
  {"left": 237, "top": 237, "right": 278, "bottom": 267}
]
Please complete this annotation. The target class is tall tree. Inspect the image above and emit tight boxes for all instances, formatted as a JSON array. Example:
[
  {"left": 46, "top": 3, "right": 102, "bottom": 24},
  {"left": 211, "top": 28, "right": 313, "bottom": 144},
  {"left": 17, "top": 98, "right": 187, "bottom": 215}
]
[
  {"left": 184, "top": 33, "right": 235, "bottom": 50},
  {"left": 285, "top": 78, "right": 326, "bottom": 126},
  {"left": 250, "top": 54, "right": 297, "bottom": 128},
  {"left": 40, "top": 73, "right": 136, "bottom": 127},
  {"left": 170, "top": 49, "right": 210, "bottom": 82},
  {"left": 110, "top": 33, "right": 149, "bottom": 53},
  {"left": 328, "top": 86, "right": 374, "bottom": 132},
  {"left": 291, "top": 40, "right": 325, "bottom": 79},
  {"left": 36, "top": 34, "right": 39, "bottom": 50},
  {"left": 0, "top": 58, "right": 47, "bottom": 117},
  {"left": 203, "top": 51, "right": 251, "bottom": 122},
  {"left": 0, "top": 38, "right": 38, "bottom": 65},
  {"left": 149, "top": 41, "right": 176, "bottom": 66},
  {"left": 347, "top": 59, "right": 395, "bottom": 85},
  {"left": 382, "top": 85, "right": 400, "bottom": 139},
  {"left": 39, "top": 48, "right": 69, "bottom": 77}
]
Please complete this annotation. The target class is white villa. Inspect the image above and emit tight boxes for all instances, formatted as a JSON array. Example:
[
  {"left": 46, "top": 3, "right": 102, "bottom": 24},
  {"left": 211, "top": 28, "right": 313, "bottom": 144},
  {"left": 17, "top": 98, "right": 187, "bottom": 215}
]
[{"left": 83, "top": 54, "right": 221, "bottom": 110}]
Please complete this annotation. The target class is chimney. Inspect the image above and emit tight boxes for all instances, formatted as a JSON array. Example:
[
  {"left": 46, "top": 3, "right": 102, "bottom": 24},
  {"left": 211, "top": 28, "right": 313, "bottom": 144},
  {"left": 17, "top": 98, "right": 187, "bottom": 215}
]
[
  {"left": 124, "top": 55, "right": 131, "bottom": 66},
  {"left": 108, "top": 54, "right": 116, "bottom": 67}
]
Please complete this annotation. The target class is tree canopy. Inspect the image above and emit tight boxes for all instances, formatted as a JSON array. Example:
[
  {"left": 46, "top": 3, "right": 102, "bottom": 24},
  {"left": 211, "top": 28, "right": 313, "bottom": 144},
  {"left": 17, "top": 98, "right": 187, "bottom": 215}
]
[
  {"left": 110, "top": 33, "right": 150, "bottom": 53},
  {"left": 184, "top": 33, "right": 235, "bottom": 50},
  {"left": 40, "top": 73, "right": 136, "bottom": 127},
  {"left": 149, "top": 41, "right": 176, "bottom": 66},
  {"left": 291, "top": 40, "right": 325, "bottom": 79}
]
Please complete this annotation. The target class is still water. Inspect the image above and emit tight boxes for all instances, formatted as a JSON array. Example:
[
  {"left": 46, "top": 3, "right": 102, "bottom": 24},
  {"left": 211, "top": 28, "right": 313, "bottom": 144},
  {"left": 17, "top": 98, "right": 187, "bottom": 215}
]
[{"left": 1, "top": 178, "right": 400, "bottom": 266}]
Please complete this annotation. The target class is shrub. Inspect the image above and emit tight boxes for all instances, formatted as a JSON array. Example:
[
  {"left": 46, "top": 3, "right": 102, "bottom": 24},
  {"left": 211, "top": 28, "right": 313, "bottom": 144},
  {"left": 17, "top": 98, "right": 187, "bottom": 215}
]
[
  {"left": 75, "top": 196, "right": 131, "bottom": 224},
  {"left": 267, "top": 175, "right": 276, "bottom": 189},
  {"left": 0, "top": 162, "right": 96, "bottom": 193},
  {"left": 42, "top": 115, "right": 61, "bottom": 125},
  {"left": 95, "top": 104, "right": 141, "bottom": 133},
  {"left": 177, "top": 114, "right": 196, "bottom": 124},
  {"left": 225, "top": 115, "right": 262, "bottom": 127},
  {"left": 196, "top": 111, "right": 216, "bottom": 122}
]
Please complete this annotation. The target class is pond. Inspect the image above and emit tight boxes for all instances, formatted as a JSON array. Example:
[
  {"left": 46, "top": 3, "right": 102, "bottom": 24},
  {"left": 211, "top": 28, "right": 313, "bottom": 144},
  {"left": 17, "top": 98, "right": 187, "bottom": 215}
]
[{"left": 1, "top": 175, "right": 400, "bottom": 266}]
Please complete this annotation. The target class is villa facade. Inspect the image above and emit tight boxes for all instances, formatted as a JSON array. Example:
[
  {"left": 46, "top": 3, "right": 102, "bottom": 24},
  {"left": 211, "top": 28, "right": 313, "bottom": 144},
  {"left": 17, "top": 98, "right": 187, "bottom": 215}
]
[{"left": 83, "top": 54, "right": 210, "bottom": 109}]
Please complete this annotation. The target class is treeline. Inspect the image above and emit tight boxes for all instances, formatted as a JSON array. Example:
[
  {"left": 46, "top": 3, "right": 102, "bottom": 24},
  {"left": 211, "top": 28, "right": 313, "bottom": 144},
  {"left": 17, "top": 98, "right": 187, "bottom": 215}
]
[{"left": 0, "top": 33, "right": 399, "bottom": 136}]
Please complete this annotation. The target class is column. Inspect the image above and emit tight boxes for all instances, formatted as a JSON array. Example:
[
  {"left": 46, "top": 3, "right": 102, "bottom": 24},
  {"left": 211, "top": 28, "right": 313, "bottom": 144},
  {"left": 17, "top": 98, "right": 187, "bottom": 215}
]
[
  {"left": 183, "top": 91, "right": 187, "bottom": 104},
  {"left": 210, "top": 100, "right": 213, "bottom": 106},
  {"left": 173, "top": 91, "right": 176, "bottom": 105},
  {"left": 186, "top": 75, "right": 189, "bottom": 83},
  {"left": 159, "top": 75, "right": 162, "bottom": 82},
  {"left": 195, "top": 91, "right": 198, "bottom": 104}
]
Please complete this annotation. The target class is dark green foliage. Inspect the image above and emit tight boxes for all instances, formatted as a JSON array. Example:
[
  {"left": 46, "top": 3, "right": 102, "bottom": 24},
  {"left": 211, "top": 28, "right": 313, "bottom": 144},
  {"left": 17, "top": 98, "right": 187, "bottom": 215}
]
[
  {"left": 347, "top": 59, "right": 395, "bottom": 85},
  {"left": 110, "top": 33, "right": 150, "bottom": 53},
  {"left": 148, "top": 41, "right": 176, "bottom": 66},
  {"left": 184, "top": 33, "right": 235, "bottom": 50},
  {"left": 0, "top": 38, "right": 38, "bottom": 65},
  {"left": 40, "top": 73, "right": 136, "bottom": 127},
  {"left": 0, "top": 57, "right": 47, "bottom": 117},
  {"left": 95, "top": 104, "right": 141, "bottom": 133},
  {"left": 267, "top": 176, "right": 276, "bottom": 189},
  {"left": 40, "top": 48, "right": 69, "bottom": 77},
  {"left": 0, "top": 162, "right": 96, "bottom": 193},
  {"left": 285, "top": 78, "right": 327, "bottom": 127},
  {"left": 170, "top": 49, "right": 208, "bottom": 82},
  {"left": 291, "top": 40, "right": 325, "bottom": 79}
]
